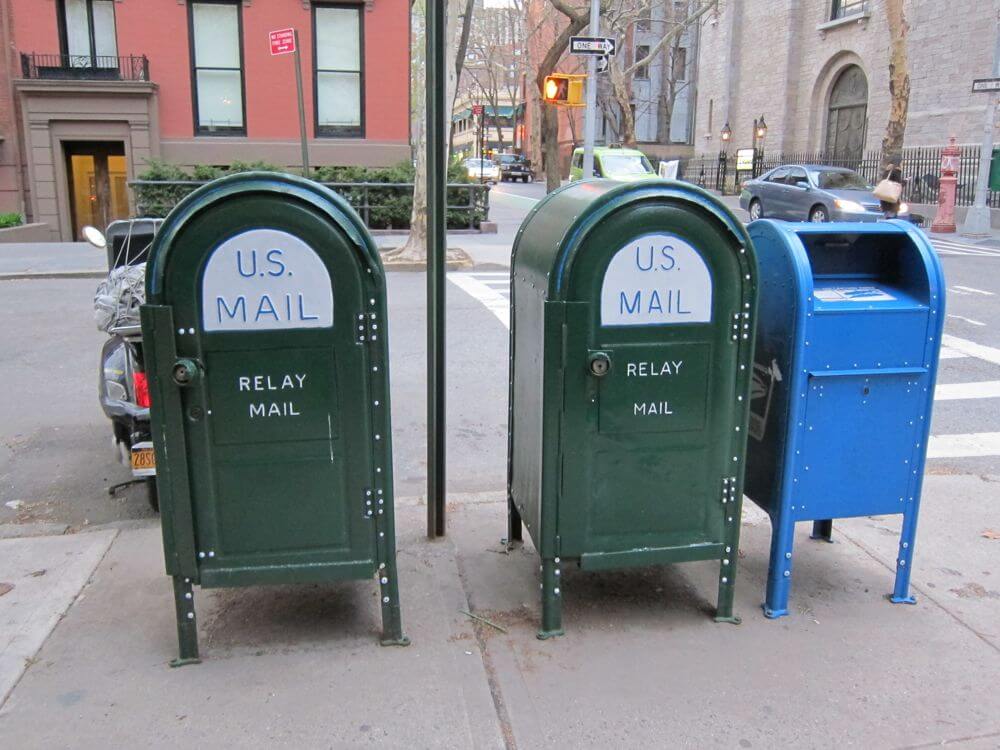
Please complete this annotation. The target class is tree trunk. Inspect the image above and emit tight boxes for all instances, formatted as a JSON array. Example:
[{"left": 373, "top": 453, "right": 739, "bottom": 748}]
[
  {"left": 610, "top": 72, "right": 636, "bottom": 148},
  {"left": 880, "top": 0, "right": 909, "bottom": 174},
  {"left": 390, "top": 11, "right": 428, "bottom": 262},
  {"left": 534, "top": 2, "right": 588, "bottom": 192},
  {"left": 542, "top": 105, "right": 561, "bottom": 192}
]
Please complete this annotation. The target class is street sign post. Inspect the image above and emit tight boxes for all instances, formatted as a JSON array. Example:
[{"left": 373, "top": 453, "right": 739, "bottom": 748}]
[
  {"left": 570, "top": 36, "right": 617, "bottom": 56},
  {"left": 971, "top": 77, "right": 1000, "bottom": 93},
  {"left": 269, "top": 28, "right": 309, "bottom": 176}
]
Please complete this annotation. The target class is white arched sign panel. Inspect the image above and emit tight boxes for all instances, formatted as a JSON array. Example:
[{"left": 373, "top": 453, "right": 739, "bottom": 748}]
[
  {"left": 600, "top": 233, "right": 713, "bottom": 326},
  {"left": 201, "top": 228, "right": 334, "bottom": 332}
]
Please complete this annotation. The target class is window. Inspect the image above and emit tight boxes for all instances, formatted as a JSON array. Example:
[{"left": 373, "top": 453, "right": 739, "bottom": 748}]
[
  {"left": 189, "top": 2, "right": 245, "bottom": 135},
  {"left": 767, "top": 167, "right": 790, "bottom": 184},
  {"left": 636, "top": 6, "right": 651, "bottom": 30},
  {"left": 314, "top": 4, "right": 364, "bottom": 138},
  {"left": 786, "top": 167, "right": 808, "bottom": 186},
  {"left": 58, "top": 0, "right": 118, "bottom": 65},
  {"left": 635, "top": 45, "right": 650, "bottom": 80},
  {"left": 672, "top": 47, "right": 687, "bottom": 81},
  {"left": 831, "top": 0, "right": 866, "bottom": 20}
]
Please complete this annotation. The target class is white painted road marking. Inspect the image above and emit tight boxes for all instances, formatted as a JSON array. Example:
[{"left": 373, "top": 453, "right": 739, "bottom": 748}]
[
  {"left": 448, "top": 272, "right": 510, "bottom": 328},
  {"left": 952, "top": 285, "right": 994, "bottom": 296},
  {"left": 935, "top": 380, "right": 1000, "bottom": 400},
  {"left": 928, "top": 432, "right": 1000, "bottom": 458},
  {"left": 947, "top": 314, "right": 986, "bottom": 327},
  {"left": 938, "top": 346, "right": 967, "bottom": 360},
  {"left": 931, "top": 238, "right": 1000, "bottom": 257},
  {"left": 941, "top": 334, "right": 1000, "bottom": 366}
]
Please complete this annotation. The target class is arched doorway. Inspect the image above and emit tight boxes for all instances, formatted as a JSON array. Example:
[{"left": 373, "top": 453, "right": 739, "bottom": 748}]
[{"left": 825, "top": 65, "right": 868, "bottom": 161}]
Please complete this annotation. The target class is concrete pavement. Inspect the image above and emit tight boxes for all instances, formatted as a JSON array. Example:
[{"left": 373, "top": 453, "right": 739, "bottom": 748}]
[{"left": 1, "top": 479, "right": 998, "bottom": 748}]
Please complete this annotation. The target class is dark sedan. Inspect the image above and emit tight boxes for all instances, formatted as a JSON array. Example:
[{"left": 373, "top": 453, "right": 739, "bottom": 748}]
[{"left": 739, "top": 164, "right": 910, "bottom": 223}]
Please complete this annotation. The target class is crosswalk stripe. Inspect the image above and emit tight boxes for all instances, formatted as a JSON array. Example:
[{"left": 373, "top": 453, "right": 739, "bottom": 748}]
[
  {"left": 935, "top": 380, "right": 1000, "bottom": 400},
  {"left": 938, "top": 346, "right": 967, "bottom": 359},
  {"left": 448, "top": 272, "right": 510, "bottom": 328},
  {"left": 941, "top": 335, "right": 1000, "bottom": 366},
  {"left": 928, "top": 432, "right": 1000, "bottom": 459}
]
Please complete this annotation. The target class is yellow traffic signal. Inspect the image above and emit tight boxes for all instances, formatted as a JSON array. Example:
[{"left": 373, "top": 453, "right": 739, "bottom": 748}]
[{"left": 543, "top": 74, "right": 586, "bottom": 106}]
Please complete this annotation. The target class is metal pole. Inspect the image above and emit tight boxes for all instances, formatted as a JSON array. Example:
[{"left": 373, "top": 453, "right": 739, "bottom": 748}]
[
  {"left": 293, "top": 30, "right": 310, "bottom": 177},
  {"left": 581, "top": 0, "right": 600, "bottom": 180},
  {"left": 964, "top": 13, "right": 1000, "bottom": 236},
  {"left": 426, "top": 0, "right": 447, "bottom": 537}
]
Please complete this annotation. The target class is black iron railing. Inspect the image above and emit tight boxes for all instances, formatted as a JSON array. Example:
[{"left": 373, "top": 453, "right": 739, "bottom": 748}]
[
  {"left": 128, "top": 180, "right": 491, "bottom": 230},
  {"left": 678, "top": 144, "right": 1000, "bottom": 207},
  {"left": 20, "top": 53, "right": 150, "bottom": 82}
]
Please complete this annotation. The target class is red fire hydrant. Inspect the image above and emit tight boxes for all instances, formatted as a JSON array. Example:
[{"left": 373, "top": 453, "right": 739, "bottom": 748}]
[{"left": 930, "top": 136, "right": 960, "bottom": 233}]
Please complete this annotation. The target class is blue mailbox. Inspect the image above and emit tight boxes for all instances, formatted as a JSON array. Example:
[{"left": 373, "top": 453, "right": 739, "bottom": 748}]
[{"left": 745, "top": 220, "right": 944, "bottom": 618}]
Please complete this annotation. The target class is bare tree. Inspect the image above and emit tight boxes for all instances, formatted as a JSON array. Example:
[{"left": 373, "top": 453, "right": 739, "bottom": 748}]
[
  {"left": 536, "top": 0, "right": 589, "bottom": 191},
  {"left": 603, "top": 0, "right": 717, "bottom": 148},
  {"left": 463, "top": 1, "right": 526, "bottom": 153},
  {"left": 880, "top": 0, "right": 910, "bottom": 174},
  {"left": 449, "top": 0, "right": 478, "bottom": 154},
  {"left": 391, "top": 0, "right": 471, "bottom": 262}
]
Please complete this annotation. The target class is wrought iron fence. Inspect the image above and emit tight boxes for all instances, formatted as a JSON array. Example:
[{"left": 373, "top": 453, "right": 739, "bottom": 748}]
[
  {"left": 20, "top": 53, "right": 150, "bottom": 81},
  {"left": 128, "top": 180, "right": 490, "bottom": 231},
  {"left": 678, "top": 144, "right": 999, "bottom": 207}
]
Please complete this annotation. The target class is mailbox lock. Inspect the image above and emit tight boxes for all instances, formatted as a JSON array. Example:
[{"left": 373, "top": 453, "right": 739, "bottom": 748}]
[
  {"left": 587, "top": 352, "right": 611, "bottom": 377},
  {"left": 172, "top": 359, "right": 200, "bottom": 387}
]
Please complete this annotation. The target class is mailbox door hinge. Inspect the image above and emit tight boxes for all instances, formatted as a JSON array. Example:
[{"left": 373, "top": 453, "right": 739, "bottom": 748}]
[
  {"left": 356, "top": 310, "right": 380, "bottom": 344},
  {"left": 721, "top": 476, "right": 738, "bottom": 506}
]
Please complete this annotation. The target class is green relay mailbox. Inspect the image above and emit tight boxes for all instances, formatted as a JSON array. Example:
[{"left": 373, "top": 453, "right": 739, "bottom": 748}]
[
  {"left": 141, "top": 172, "right": 407, "bottom": 665},
  {"left": 507, "top": 180, "right": 758, "bottom": 637}
]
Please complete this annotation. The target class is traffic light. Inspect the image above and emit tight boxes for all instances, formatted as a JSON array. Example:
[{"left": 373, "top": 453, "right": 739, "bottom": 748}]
[{"left": 543, "top": 74, "right": 586, "bottom": 106}]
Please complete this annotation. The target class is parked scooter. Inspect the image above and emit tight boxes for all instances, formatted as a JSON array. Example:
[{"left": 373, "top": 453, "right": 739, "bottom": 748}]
[{"left": 86, "top": 219, "right": 162, "bottom": 511}]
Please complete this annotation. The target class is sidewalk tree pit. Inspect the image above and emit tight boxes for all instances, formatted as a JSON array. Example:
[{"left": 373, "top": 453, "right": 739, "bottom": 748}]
[
  {"left": 507, "top": 181, "right": 758, "bottom": 638},
  {"left": 141, "top": 172, "right": 408, "bottom": 665},
  {"left": 745, "top": 220, "right": 945, "bottom": 617}
]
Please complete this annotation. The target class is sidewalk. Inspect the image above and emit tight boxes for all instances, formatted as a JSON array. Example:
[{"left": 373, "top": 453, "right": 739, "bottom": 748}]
[{"left": 1, "top": 475, "right": 998, "bottom": 748}]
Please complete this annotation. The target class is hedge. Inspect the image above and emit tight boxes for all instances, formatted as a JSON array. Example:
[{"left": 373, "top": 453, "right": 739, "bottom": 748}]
[
  {"left": 132, "top": 160, "right": 486, "bottom": 230},
  {"left": 0, "top": 212, "right": 23, "bottom": 229}
]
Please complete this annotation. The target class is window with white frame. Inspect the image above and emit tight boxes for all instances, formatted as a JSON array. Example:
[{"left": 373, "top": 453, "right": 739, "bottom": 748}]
[
  {"left": 189, "top": 1, "right": 245, "bottom": 134},
  {"left": 314, "top": 4, "right": 364, "bottom": 138}
]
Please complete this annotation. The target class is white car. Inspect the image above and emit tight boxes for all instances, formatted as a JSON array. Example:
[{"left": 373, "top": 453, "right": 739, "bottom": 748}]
[{"left": 464, "top": 158, "right": 500, "bottom": 182}]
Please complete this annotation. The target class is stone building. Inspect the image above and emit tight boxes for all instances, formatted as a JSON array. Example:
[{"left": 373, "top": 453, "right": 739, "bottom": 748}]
[{"left": 693, "top": 1, "right": 997, "bottom": 157}]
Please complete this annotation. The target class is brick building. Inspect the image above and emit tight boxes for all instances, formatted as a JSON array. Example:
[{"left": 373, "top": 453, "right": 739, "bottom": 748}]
[
  {"left": 692, "top": 1, "right": 996, "bottom": 158},
  {"left": 0, "top": 0, "right": 411, "bottom": 241}
]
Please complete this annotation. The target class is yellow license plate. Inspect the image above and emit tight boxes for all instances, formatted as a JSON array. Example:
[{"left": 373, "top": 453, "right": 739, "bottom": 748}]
[{"left": 130, "top": 443, "right": 156, "bottom": 476}]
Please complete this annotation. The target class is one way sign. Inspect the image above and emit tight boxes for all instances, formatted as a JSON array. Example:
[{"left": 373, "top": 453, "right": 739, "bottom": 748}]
[{"left": 570, "top": 36, "right": 616, "bottom": 56}]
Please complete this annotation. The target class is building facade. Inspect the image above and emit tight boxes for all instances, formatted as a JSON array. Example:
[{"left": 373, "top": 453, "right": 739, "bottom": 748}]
[
  {"left": 0, "top": 0, "right": 411, "bottom": 241},
  {"left": 693, "top": 0, "right": 997, "bottom": 158}
]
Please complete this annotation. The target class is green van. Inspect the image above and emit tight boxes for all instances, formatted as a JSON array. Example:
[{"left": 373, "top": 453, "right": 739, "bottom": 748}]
[{"left": 568, "top": 145, "right": 657, "bottom": 182}]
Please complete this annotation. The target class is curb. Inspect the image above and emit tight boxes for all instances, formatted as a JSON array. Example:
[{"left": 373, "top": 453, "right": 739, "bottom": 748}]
[{"left": 0, "top": 269, "right": 104, "bottom": 281}]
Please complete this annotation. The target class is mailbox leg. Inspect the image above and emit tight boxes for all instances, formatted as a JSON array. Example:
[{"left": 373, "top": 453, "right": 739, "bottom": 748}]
[
  {"left": 170, "top": 576, "right": 201, "bottom": 667},
  {"left": 537, "top": 558, "right": 564, "bottom": 640},
  {"left": 763, "top": 515, "right": 796, "bottom": 619},
  {"left": 810, "top": 519, "right": 834, "bottom": 543},
  {"left": 889, "top": 510, "right": 919, "bottom": 605},
  {"left": 377, "top": 552, "right": 410, "bottom": 647},
  {"left": 505, "top": 496, "right": 523, "bottom": 550},
  {"left": 714, "top": 508, "right": 742, "bottom": 624}
]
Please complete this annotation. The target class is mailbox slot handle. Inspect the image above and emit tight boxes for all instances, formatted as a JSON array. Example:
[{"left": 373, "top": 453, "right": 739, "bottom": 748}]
[{"left": 809, "top": 367, "right": 926, "bottom": 379}]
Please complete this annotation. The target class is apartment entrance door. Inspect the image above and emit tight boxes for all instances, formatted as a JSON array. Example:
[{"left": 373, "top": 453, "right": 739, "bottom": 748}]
[{"left": 65, "top": 141, "right": 129, "bottom": 239}]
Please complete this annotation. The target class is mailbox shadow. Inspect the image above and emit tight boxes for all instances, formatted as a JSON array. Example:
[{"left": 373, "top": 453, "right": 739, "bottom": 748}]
[{"left": 200, "top": 582, "right": 381, "bottom": 652}]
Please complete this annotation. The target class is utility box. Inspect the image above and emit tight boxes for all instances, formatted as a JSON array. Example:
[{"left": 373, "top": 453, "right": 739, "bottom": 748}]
[
  {"left": 141, "top": 172, "right": 408, "bottom": 664},
  {"left": 745, "top": 220, "right": 945, "bottom": 618},
  {"left": 507, "top": 180, "right": 758, "bottom": 638}
]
